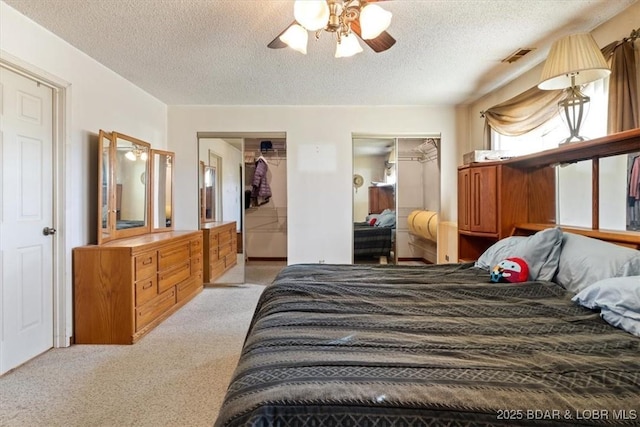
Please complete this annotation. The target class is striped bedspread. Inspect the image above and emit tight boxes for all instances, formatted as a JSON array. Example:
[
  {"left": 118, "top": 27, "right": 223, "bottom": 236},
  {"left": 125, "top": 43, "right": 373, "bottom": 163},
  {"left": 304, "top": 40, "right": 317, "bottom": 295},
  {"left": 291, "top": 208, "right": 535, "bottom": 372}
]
[{"left": 215, "top": 263, "right": 640, "bottom": 426}]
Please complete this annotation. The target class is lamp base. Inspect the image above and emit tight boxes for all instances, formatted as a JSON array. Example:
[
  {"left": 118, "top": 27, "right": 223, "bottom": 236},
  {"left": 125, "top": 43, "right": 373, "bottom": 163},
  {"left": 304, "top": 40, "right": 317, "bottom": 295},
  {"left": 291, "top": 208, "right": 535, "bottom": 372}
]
[
  {"left": 559, "top": 135, "right": 589, "bottom": 146},
  {"left": 558, "top": 83, "right": 590, "bottom": 145}
]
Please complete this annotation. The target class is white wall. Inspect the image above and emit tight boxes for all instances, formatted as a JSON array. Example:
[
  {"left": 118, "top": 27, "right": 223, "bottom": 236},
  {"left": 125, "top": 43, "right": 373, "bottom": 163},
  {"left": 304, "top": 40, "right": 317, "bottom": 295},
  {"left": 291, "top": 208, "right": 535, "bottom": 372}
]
[
  {"left": 1, "top": 1, "right": 168, "bottom": 345},
  {"left": 168, "top": 106, "right": 457, "bottom": 265}
]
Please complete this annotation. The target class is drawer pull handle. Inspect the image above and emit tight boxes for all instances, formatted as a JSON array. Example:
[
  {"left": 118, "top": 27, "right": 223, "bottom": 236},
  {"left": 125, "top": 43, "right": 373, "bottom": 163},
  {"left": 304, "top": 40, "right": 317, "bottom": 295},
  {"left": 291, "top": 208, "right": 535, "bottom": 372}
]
[
  {"left": 142, "top": 258, "right": 153, "bottom": 265},
  {"left": 143, "top": 282, "right": 153, "bottom": 290}
]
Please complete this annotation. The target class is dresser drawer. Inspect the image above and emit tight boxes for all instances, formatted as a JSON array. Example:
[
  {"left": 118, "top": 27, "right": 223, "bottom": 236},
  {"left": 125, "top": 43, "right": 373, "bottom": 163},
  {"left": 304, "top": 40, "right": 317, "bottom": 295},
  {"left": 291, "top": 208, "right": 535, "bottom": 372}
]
[
  {"left": 218, "top": 229, "right": 232, "bottom": 244},
  {"left": 209, "top": 232, "right": 219, "bottom": 246},
  {"left": 135, "top": 252, "right": 157, "bottom": 281},
  {"left": 136, "top": 288, "right": 176, "bottom": 331},
  {"left": 158, "top": 242, "right": 190, "bottom": 270},
  {"left": 209, "top": 245, "right": 219, "bottom": 262},
  {"left": 177, "top": 274, "right": 202, "bottom": 302},
  {"left": 190, "top": 236, "right": 202, "bottom": 255},
  {"left": 224, "top": 253, "right": 237, "bottom": 268},
  {"left": 191, "top": 252, "right": 203, "bottom": 272},
  {"left": 135, "top": 276, "right": 158, "bottom": 307},
  {"left": 210, "top": 259, "right": 226, "bottom": 280},
  {"left": 219, "top": 242, "right": 233, "bottom": 258},
  {"left": 158, "top": 260, "right": 191, "bottom": 293}
]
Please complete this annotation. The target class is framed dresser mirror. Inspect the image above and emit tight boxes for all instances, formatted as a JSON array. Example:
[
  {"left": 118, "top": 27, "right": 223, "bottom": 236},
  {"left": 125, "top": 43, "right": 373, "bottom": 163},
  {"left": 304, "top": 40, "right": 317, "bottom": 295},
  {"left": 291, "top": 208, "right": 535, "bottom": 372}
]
[
  {"left": 97, "top": 130, "right": 151, "bottom": 244},
  {"left": 150, "top": 149, "right": 174, "bottom": 231}
]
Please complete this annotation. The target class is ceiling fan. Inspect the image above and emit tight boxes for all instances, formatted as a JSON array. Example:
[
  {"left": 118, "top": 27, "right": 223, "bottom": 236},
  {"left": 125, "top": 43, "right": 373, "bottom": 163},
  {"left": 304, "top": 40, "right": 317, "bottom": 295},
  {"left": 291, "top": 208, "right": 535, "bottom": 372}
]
[{"left": 268, "top": 0, "right": 396, "bottom": 58}]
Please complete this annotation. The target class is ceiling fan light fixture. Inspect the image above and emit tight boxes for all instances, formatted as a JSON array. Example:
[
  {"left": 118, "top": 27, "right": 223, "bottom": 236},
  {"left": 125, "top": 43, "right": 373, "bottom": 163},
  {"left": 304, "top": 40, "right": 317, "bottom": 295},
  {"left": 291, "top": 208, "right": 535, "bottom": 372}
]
[
  {"left": 335, "top": 33, "right": 363, "bottom": 58},
  {"left": 293, "top": 0, "right": 330, "bottom": 31},
  {"left": 359, "top": 4, "right": 392, "bottom": 40},
  {"left": 280, "top": 24, "right": 309, "bottom": 54}
]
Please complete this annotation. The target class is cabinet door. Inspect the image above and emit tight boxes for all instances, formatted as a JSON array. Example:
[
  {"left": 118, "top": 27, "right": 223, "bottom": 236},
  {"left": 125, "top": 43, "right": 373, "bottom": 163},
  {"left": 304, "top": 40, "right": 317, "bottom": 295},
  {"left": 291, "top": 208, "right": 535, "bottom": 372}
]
[
  {"left": 458, "top": 169, "right": 471, "bottom": 232},
  {"left": 368, "top": 186, "right": 395, "bottom": 214},
  {"left": 368, "top": 187, "right": 379, "bottom": 214},
  {"left": 470, "top": 166, "right": 497, "bottom": 233}
]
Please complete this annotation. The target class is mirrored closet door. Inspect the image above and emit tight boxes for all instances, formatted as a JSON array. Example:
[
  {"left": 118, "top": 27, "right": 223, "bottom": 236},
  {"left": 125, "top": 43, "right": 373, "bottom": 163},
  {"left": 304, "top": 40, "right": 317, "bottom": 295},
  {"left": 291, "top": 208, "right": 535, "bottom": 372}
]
[{"left": 352, "top": 135, "right": 441, "bottom": 266}]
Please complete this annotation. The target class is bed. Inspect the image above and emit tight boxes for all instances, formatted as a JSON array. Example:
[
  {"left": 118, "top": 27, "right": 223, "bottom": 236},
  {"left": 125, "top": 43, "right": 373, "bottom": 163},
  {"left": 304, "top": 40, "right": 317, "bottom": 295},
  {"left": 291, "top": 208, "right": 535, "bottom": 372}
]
[
  {"left": 353, "top": 221, "right": 394, "bottom": 259},
  {"left": 215, "top": 227, "right": 640, "bottom": 426}
]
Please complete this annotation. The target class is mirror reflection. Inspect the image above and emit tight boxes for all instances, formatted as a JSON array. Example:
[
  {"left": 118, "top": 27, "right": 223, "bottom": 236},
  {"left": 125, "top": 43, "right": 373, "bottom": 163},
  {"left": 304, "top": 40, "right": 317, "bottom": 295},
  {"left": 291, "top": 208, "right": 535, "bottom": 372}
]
[
  {"left": 151, "top": 149, "right": 174, "bottom": 231},
  {"left": 99, "top": 130, "right": 112, "bottom": 242},
  {"left": 198, "top": 137, "right": 244, "bottom": 284},
  {"left": 352, "top": 138, "right": 397, "bottom": 265},
  {"left": 352, "top": 136, "right": 441, "bottom": 266},
  {"left": 628, "top": 153, "right": 640, "bottom": 231},
  {"left": 97, "top": 131, "right": 151, "bottom": 244},
  {"left": 203, "top": 165, "right": 216, "bottom": 222},
  {"left": 115, "top": 135, "right": 149, "bottom": 230}
]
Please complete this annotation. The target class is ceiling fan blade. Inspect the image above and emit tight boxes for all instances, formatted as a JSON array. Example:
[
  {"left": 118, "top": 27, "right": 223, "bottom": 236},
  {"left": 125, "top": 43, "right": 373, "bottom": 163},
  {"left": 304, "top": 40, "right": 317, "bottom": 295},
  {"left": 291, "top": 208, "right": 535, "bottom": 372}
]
[
  {"left": 268, "top": 21, "right": 297, "bottom": 49},
  {"left": 350, "top": 19, "right": 396, "bottom": 53}
]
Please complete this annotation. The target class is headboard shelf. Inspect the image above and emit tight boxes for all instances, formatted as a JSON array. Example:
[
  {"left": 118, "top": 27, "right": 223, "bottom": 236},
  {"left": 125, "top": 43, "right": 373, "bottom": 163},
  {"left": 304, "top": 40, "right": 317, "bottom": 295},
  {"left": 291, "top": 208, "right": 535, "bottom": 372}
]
[
  {"left": 513, "top": 223, "right": 640, "bottom": 249},
  {"left": 505, "top": 128, "right": 640, "bottom": 169},
  {"left": 458, "top": 129, "right": 640, "bottom": 261}
]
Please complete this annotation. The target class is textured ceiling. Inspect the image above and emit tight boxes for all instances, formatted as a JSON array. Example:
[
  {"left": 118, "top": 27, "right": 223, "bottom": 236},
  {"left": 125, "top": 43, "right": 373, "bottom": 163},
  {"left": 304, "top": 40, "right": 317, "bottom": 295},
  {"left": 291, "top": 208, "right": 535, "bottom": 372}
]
[{"left": 5, "top": 0, "right": 636, "bottom": 106}]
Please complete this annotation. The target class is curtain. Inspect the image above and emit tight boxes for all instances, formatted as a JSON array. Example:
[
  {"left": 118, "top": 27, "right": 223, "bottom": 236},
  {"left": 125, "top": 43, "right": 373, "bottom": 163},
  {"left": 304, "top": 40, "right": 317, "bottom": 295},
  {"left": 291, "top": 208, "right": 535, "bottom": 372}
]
[
  {"left": 481, "top": 85, "right": 566, "bottom": 137},
  {"left": 484, "top": 34, "right": 638, "bottom": 138},
  {"left": 604, "top": 39, "right": 638, "bottom": 133}
]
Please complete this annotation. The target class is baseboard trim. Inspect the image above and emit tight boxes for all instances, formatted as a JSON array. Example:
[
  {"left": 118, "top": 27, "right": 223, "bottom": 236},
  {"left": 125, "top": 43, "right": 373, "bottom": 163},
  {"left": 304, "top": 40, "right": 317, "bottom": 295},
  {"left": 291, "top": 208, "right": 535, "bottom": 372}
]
[
  {"left": 398, "top": 257, "right": 432, "bottom": 264},
  {"left": 247, "top": 257, "right": 288, "bottom": 262}
]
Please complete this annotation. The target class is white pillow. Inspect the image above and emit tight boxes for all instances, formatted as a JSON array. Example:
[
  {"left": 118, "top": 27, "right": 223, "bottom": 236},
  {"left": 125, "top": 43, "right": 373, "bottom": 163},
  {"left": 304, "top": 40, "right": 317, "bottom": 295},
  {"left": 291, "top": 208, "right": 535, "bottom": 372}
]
[
  {"left": 600, "top": 309, "right": 640, "bottom": 337},
  {"left": 555, "top": 233, "right": 640, "bottom": 294},
  {"left": 475, "top": 227, "right": 562, "bottom": 281},
  {"left": 572, "top": 276, "right": 640, "bottom": 320}
]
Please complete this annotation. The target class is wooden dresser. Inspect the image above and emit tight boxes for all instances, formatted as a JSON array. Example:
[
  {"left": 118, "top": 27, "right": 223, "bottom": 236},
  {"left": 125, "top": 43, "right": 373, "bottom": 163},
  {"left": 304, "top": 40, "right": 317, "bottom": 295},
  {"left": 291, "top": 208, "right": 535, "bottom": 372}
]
[
  {"left": 368, "top": 185, "right": 395, "bottom": 214},
  {"left": 457, "top": 163, "right": 553, "bottom": 261},
  {"left": 202, "top": 221, "right": 238, "bottom": 283},
  {"left": 73, "top": 230, "right": 203, "bottom": 344}
]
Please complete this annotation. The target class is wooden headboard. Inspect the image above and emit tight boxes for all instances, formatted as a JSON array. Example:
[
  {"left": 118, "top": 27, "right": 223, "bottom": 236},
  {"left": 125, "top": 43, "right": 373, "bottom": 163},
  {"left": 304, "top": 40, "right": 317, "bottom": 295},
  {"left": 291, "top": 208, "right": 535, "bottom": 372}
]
[
  {"left": 512, "top": 223, "right": 640, "bottom": 249},
  {"left": 503, "top": 129, "right": 640, "bottom": 251}
]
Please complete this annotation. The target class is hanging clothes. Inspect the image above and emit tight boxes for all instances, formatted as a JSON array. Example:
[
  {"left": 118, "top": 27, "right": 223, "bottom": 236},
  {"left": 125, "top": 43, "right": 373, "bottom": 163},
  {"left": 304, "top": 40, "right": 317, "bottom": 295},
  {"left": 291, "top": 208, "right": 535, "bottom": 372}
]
[
  {"left": 251, "top": 157, "right": 272, "bottom": 206},
  {"left": 629, "top": 155, "right": 640, "bottom": 200}
]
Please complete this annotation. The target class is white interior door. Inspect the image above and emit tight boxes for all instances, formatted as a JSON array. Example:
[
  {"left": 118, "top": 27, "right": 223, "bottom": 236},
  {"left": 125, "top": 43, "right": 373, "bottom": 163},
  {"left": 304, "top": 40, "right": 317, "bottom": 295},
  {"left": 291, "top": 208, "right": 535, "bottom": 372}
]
[{"left": 0, "top": 66, "right": 54, "bottom": 375}]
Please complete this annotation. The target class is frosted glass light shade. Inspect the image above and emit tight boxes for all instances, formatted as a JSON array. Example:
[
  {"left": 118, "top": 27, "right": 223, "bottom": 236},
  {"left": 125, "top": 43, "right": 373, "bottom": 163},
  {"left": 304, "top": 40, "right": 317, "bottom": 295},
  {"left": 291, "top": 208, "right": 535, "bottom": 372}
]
[
  {"left": 538, "top": 33, "right": 610, "bottom": 90},
  {"left": 294, "top": 0, "right": 330, "bottom": 31},
  {"left": 280, "top": 24, "right": 309, "bottom": 54},
  {"left": 335, "top": 34, "right": 363, "bottom": 58},
  {"left": 125, "top": 151, "right": 136, "bottom": 161},
  {"left": 359, "top": 4, "right": 392, "bottom": 40}
]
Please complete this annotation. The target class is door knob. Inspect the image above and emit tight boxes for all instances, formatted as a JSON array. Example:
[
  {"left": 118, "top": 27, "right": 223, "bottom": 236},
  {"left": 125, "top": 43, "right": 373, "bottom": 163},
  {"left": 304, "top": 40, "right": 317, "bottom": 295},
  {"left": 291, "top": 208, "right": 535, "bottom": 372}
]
[{"left": 43, "top": 226, "right": 57, "bottom": 236}]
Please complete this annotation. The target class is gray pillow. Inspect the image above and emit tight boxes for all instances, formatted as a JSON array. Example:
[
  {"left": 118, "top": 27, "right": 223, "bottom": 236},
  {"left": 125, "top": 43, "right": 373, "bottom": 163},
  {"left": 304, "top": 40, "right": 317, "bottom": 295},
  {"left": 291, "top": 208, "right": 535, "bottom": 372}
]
[
  {"left": 554, "top": 232, "right": 640, "bottom": 294},
  {"left": 475, "top": 227, "right": 562, "bottom": 281}
]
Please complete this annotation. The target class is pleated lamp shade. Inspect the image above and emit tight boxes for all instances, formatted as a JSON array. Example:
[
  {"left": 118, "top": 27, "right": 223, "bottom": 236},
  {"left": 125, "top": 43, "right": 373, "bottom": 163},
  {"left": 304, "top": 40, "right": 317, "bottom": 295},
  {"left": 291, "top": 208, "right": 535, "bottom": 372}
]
[{"left": 538, "top": 33, "right": 610, "bottom": 90}]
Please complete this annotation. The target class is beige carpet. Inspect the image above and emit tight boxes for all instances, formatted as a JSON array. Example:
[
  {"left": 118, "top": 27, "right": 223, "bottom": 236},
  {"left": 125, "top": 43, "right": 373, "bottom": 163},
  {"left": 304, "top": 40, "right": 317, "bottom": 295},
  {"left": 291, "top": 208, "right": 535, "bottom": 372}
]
[{"left": 0, "top": 271, "right": 277, "bottom": 426}]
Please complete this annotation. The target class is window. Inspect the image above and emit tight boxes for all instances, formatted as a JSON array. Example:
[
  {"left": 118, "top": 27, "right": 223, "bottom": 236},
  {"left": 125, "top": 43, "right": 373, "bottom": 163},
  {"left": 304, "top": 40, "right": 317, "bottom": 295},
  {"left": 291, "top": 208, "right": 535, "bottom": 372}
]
[{"left": 491, "top": 79, "right": 609, "bottom": 154}]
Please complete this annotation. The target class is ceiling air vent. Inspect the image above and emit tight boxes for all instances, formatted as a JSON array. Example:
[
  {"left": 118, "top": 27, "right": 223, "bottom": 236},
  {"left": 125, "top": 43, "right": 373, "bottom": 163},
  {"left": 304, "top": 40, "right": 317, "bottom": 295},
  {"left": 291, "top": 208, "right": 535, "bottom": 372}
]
[{"left": 501, "top": 48, "right": 536, "bottom": 64}]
